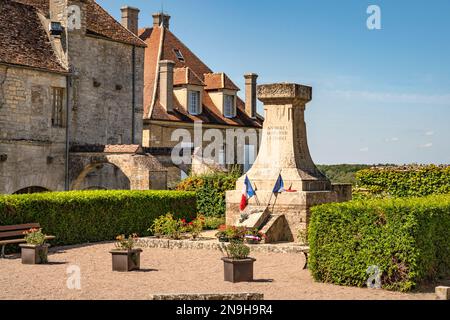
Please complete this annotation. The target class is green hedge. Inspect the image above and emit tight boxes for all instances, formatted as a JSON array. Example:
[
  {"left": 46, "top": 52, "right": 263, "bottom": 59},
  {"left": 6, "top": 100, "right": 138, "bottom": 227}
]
[
  {"left": 176, "top": 173, "right": 239, "bottom": 217},
  {"left": 309, "top": 194, "right": 450, "bottom": 292},
  {"left": 0, "top": 190, "right": 196, "bottom": 246},
  {"left": 356, "top": 165, "right": 450, "bottom": 198}
]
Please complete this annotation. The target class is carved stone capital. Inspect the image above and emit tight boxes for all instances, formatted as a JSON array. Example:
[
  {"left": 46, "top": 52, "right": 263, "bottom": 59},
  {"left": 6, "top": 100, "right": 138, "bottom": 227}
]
[{"left": 257, "top": 83, "right": 312, "bottom": 104}]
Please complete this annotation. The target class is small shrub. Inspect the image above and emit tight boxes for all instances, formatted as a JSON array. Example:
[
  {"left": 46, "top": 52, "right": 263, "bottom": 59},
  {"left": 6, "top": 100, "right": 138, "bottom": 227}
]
[
  {"left": 149, "top": 213, "right": 186, "bottom": 240},
  {"left": 177, "top": 172, "right": 240, "bottom": 217},
  {"left": 220, "top": 242, "right": 251, "bottom": 260},
  {"left": 203, "top": 216, "right": 225, "bottom": 230},
  {"left": 215, "top": 225, "right": 247, "bottom": 242},
  {"left": 185, "top": 215, "right": 205, "bottom": 240},
  {"left": 114, "top": 234, "right": 139, "bottom": 251},
  {"left": 24, "top": 228, "right": 46, "bottom": 246}
]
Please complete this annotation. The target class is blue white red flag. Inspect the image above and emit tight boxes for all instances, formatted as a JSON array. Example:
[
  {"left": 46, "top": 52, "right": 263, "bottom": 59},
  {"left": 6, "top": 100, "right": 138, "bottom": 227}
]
[
  {"left": 272, "top": 174, "right": 286, "bottom": 194},
  {"left": 240, "top": 176, "right": 256, "bottom": 211}
]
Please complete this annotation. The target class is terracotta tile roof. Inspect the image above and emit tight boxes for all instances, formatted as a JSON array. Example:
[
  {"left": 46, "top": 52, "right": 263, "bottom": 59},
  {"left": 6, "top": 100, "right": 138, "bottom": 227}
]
[
  {"left": 174, "top": 67, "right": 205, "bottom": 86},
  {"left": 204, "top": 72, "right": 239, "bottom": 91},
  {"left": 84, "top": 0, "right": 145, "bottom": 47},
  {"left": 139, "top": 27, "right": 162, "bottom": 118},
  {"left": 14, "top": 0, "right": 146, "bottom": 47},
  {"left": 0, "top": 0, "right": 66, "bottom": 72},
  {"left": 140, "top": 26, "right": 262, "bottom": 128}
]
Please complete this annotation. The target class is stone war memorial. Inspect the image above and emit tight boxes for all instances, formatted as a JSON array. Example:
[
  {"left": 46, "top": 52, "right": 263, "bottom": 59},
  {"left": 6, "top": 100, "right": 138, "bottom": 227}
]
[{"left": 226, "top": 83, "right": 352, "bottom": 243}]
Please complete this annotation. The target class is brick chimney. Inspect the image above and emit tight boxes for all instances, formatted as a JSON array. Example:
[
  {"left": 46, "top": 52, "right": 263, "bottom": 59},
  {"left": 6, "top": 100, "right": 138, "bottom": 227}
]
[
  {"left": 159, "top": 60, "right": 175, "bottom": 113},
  {"left": 244, "top": 73, "right": 258, "bottom": 118},
  {"left": 121, "top": 6, "right": 140, "bottom": 35},
  {"left": 153, "top": 12, "right": 171, "bottom": 29}
]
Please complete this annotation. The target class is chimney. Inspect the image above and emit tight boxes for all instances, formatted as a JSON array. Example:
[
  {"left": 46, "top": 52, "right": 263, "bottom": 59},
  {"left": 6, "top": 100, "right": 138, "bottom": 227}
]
[
  {"left": 159, "top": 60, "right": 175, "bottom": 113},
  {"left": 121, "top": 6, "right": 140, "bottom": 35},
  {"left": 153, "top": 12, "right": 171, "bottom": 29},
  {"left": 244, "top": 73, "right": 258, "bottom": 118}
]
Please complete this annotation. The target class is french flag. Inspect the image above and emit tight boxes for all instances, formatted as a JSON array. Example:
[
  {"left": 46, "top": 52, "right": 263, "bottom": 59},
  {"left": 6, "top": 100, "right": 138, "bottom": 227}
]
[
  {"left": 272, "top": 174, "right": 286, "bottom": 194},
  {"left": 240, "top": 176, "right": 256, "bottom": 211}
]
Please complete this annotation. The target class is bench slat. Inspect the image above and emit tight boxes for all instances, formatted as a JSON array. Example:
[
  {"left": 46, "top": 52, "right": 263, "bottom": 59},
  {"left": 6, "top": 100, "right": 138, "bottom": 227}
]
[
  {"left": 0, "top": 223, "right": 40, "bottom": 232},
  {"left": 0, "top": 236, "right": 56, "bottom": 246},
  {"left": 0, "top": 230, "right": 30, "bottom": 239}
]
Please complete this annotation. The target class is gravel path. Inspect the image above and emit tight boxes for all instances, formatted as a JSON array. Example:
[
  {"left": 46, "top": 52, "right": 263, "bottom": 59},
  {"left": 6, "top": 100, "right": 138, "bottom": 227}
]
[{"left": 0, "top": 242, "right": 436, "bottom": 300}]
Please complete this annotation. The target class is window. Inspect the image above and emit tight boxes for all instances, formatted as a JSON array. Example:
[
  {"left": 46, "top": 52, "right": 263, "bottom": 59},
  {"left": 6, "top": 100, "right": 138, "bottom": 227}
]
[
  {"left": 244, "top": 144, "right": 256, "bottom": 173},
  {"left": 174, "top": 49, "right": 185, "bottom": 62},
  {"left": 188, "top": 90, "right": 201, "bottom": 115},
  {"left": 224, "top": 94, "right": 235, "bottom": 118},
  {"left": 51, "top": 87, "right": 65, "bottom": 127}
]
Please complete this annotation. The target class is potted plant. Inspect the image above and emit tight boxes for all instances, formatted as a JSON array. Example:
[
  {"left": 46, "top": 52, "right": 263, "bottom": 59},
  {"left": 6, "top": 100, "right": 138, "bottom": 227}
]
[
  {"left": 110, "top": 234, "right": 142, "bottom": 272},
  {"left": 20, "top": 228, "right": 50, "bottom": 265},
  {"left": 219, "top": 241, "right": 256, "bottom": 283}
]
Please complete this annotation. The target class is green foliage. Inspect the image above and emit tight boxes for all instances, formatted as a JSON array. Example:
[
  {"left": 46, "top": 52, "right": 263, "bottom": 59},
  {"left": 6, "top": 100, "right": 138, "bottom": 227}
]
[
  {"left": 220, "top": 242, "right": 251, "bottom": 260},
  {"left": 309, "top": 194, "right": 450, "bottom": 292},
  {"left": 203, "top": 216, "right": 225, "bottom": 230},
  {"left": 356, "top": 165, "right": 450, "bottom": 198},
  {"left": 0, "top": 190, "right": 196, "bottom": 246},
  {"left": 148, "top": 213, "right": 187, "bottom": 240},
  {"left": 114, "top": 234, "right": 139, "bottom": 251},
  {"left": 24, "top": 228, "right": 46, "bottom": 245},
  {"left": 317, "top": 164, "right": 375, "bottom": 185},
  {"left": 176, "top": 172, "right": 240, "bottom": 217}
]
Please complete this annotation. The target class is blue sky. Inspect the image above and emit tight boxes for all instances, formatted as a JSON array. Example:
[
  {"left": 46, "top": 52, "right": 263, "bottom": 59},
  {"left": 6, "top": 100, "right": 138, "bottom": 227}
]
[{"left": 99, "top": 0, "right": 450, "bottom": 165}]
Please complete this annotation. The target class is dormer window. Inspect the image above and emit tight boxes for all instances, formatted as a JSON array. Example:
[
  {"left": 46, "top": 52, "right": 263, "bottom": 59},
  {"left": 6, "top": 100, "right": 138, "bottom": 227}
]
[
  {"left": 174, "top": 49, "right": 185, "bottom": 62},
  {"left": 224, "top": 94, "right": 236, "bottom": 118},
  {"left": 188, "top": 90, "right": 201, "bottom": 115}
]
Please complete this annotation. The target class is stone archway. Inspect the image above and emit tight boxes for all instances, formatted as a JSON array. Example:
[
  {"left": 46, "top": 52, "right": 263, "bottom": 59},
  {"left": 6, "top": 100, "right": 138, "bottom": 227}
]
[
  {"left": 72, "top": 162, "right": 130, "bottom": 191},
  {"left": 13, "top": 186, "right": 50, "bottom": 194},
  {"left": 69, "top": 149, "right": 168, "bottom": 191}
]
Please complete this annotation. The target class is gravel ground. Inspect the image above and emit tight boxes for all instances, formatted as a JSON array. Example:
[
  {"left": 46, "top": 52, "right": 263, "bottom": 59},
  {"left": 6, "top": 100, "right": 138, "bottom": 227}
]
[{"left": 0, "top": 242, "right": 437, "bottom": 300}]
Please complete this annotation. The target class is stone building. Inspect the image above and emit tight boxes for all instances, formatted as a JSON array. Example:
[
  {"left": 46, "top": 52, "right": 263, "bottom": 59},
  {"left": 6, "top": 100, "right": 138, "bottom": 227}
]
[
  {"left": 138, "top": 13, "right": 264, "bottom": 187},
  {"left": 0, "top": 0, "right": 167, "bottom": 194}
]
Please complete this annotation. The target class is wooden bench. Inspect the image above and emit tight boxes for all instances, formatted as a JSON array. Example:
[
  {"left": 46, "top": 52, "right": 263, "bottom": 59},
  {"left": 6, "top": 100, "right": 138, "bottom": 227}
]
[{"left": 0, "top": 223, "right": 55, "bottom": 258}]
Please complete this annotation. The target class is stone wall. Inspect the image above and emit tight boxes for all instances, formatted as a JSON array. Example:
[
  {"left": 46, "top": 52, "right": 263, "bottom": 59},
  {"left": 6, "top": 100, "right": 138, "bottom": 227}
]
[
  {"left": 0, "top": 65, "right": 66, "bottom": 194},
  {"left": 67, "top": 37, "right": 145, "bottom": 146},
  {"left": 144, "top": 122, "right": 261, "bottom": 187}
]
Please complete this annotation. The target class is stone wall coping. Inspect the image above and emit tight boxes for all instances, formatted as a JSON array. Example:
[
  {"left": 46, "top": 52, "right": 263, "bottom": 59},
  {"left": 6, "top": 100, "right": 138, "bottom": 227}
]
[{"left": 136, "top": 237, "right": 309, "bottom": 254}]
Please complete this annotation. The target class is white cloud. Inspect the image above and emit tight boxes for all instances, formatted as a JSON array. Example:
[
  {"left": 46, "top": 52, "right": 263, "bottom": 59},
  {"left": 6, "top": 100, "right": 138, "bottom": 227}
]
[
  {"left": 360, "top": 147, "right": 369, "bottom": 152},
  {"left": 425, "top": 131, "right": 434, "bottom": 136},
  {"left": 420, "top": 143, "right": 433, "bottom": 148}
]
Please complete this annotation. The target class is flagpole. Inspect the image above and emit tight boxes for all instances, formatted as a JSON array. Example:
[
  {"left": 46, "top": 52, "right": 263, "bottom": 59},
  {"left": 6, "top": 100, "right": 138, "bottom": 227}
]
[{"left": 267, "top": 169, "right": 283, "bottom": 206}]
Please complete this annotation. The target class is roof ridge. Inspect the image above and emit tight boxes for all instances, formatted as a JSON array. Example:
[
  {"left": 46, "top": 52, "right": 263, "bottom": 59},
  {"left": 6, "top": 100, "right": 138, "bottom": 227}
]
[{"left": 89, "top": 0, "right": 146, "bottom": 47}]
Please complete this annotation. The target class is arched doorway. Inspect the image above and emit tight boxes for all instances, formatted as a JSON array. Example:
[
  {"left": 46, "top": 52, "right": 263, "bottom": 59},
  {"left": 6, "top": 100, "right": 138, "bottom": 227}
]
[
  {"left": 72, "top": 162, "right": 130, "bottom": 191},
  {"left": 13, "top": 186, "right": 49, "bottom": 194}
]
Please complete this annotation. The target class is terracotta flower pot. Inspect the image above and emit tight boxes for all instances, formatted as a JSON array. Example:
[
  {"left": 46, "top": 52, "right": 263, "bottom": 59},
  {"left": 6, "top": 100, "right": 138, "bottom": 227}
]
[
  {"left": 19, "top": 244, "right": 49, "bottom": 265},
  {"left": 222, "top": 257, "right": 256, "bottom": 283},
  {"left": 110, "top": 249, "right": 142, "bottom": 272}
]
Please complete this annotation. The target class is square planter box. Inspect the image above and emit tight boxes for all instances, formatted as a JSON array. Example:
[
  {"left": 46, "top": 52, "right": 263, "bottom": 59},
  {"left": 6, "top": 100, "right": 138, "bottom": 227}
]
[
  {"left": 222, "top": 257, "right": 256, "bottom": 283},
  {"left": 19, "top": 244, "right": 49, "bottom": 265},
  {"left": 110, "top": 249, "right": 142, "bottom": 272}
]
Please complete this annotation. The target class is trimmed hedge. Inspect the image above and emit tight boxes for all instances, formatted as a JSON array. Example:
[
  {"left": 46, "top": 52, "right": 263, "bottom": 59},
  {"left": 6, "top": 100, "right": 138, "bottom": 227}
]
[
  {"left": 0, "top": 190, "right": 196, "bottom": 246},
  {"left": 356, "top": 165, "right": 450, "bottom": 198},
  {"left": 309, "top": 194, "right": 450, "bottom": 292},
  {"left": 176, "top": 173, "right": 239, "bottom": 217}
]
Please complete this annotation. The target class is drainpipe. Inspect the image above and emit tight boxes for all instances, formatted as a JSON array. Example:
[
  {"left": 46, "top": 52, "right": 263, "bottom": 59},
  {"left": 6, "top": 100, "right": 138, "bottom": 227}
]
[
  {"left": 131, "top": 46, "right": 136, "bottom": 144},
  {"left": 64, "top": 74, "right": 70, "bottom": 191}
]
